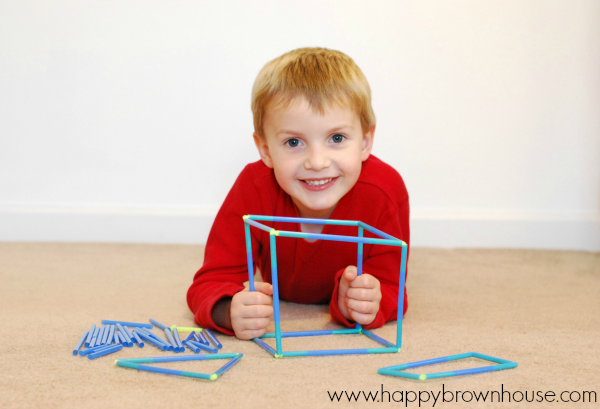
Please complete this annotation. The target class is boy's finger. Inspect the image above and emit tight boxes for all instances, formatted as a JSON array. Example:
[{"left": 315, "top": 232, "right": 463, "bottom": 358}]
[
  {"left": 238, "top": 328, "right": 267, "bottom": 340},
  {"left": 347, "top": 298, "right": 377, "bottom": 315},
  {"left": 342, "top": 266, "right": 358, "bottom": 282},
  {"left": 349, "top": 273, "right": 378, "bottom": 289},
  {"left": 241, "top": 304, "right": 273, "bottom": 319},
  {"left": 241, "top": 291, "right": 273, "bottom": 306},
  {"left": 347, "top": 287, "right": 378, "bottom": 301},
  {"left": 254, "top": 282, "right": 273, "bottom": 296},
  {"left": 349, "top": 309, "right": 376, "bottom": 325},
  {"left": 240, "top": 317, "right": 271, "bottom": 331}
]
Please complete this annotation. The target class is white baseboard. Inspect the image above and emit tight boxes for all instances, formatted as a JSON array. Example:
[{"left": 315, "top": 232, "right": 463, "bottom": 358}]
[{"left": 0, "top": 205, "right": 598, "bottom": 251}]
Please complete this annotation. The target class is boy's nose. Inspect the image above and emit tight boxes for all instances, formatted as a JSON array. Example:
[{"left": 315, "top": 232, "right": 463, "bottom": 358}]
[{"left": 304, "top": 147, "right": 331, "bottom": 171}]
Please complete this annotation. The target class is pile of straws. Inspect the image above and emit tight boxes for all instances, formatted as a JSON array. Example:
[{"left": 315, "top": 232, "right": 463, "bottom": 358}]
[{"left": 72, "top": 318, "right": 223, "bottom": 360}]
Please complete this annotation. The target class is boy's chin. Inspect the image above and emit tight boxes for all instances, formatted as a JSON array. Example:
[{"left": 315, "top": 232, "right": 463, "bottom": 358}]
[{"left": 295, "top": 200, "right": 338, "bottom": 219}]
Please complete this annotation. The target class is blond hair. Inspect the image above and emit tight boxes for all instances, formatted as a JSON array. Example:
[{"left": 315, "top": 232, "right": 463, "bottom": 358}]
[{"left": 251, "top": 47, "right": 375, "bottom": 138}]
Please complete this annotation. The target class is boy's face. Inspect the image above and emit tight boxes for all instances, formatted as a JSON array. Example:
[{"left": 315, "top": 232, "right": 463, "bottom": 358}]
[{"left": 254, "top": 97, "right": 374, "bottom": 219}]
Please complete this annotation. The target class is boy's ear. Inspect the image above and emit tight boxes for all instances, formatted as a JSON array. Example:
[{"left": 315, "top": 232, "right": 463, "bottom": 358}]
[
  {"left": 361, "top": 125, "right": 375, "bottom": 162},
  {"left": 253, "top": 133, "right": 274, "bottom": 168}
]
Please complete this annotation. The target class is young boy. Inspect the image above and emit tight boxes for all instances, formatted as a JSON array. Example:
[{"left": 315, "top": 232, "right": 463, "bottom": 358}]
[{"left": 187, "top": 47, "right": 409, "bottom": 339}]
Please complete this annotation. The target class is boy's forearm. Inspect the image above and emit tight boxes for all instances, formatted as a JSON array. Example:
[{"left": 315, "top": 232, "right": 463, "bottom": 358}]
[{"left": 211, "top": 297, "right": 233, "bottom": 330}]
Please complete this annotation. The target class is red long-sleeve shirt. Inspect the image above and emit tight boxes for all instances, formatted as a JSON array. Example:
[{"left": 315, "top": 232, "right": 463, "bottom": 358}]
[{"left": 187, "top": 154, "right": 410, "bottom": 335}]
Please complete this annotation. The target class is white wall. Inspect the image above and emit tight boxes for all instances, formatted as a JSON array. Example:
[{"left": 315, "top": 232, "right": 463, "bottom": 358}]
[{"left": 1, "top": 0, "right": 599, "bottom": 250}]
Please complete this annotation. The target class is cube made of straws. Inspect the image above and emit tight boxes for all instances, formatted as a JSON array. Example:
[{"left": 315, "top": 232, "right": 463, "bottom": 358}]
[{"left": 243, "top": 215, "right": 408, "bottom": 358}]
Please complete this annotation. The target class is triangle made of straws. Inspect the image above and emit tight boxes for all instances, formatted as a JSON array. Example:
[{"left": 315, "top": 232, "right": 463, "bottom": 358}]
[{"left": 115, "top": 353, "right": 242, "bottom": 381}]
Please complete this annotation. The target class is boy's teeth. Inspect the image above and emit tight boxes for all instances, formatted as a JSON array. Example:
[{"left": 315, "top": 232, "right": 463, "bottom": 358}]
[{"left": 304, "top": 178, "right": 332, "bottom": 186}]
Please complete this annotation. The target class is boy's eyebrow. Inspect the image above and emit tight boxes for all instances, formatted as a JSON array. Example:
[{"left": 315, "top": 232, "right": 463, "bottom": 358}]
[{"left": 275, "top": 125, "right": 354, "bottom": 138}]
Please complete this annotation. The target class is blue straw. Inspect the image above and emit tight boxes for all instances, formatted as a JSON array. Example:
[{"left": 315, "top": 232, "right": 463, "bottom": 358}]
[
  {"left": 122, "top": 326, "right": 134, "bottom": 340},
  {"left": 269, "top": 233, "right": 282, "bottom": 356},
  {"left": 362, "top": 329, "right": 397, "bottom": 348},
  {"left": 115, "top": 361, "right": 212, "bottom": 380},
  {"left": 101, "top": 326, "right": 111, "bottom": 345},
  {"left": 149, "top": 318, "right": 169, "bottom": 330},
  {"left": 88, "top": 344, "right": 123, "bottom": 360},
  {"left": 183, "top": 340, "right": 201, "bottom": 353},
  {"left": 118, "top": 353, "right": 239, "bottom": 364},
  {"left": 203, "top": 329, "right": 222, "bottom": 349},
  {"left": 172, "top": 328, "right": 184, "bottom": 352},
  {"left": 248, "top": 215, "right": 359, "bottom": 226},
  {"left": 73, "top": 331, "right": 89, "bottom": 355},
  {"left": 130, "top": 331, "right": 144, "bottom": 347},
  {"left": 213, "top": 353, "right": 243, "bottom": 378},
  {"left": 196, "top": 332, "right": 209, "bottom": 345},
  {"left": 89, "top": 326, "right": 100, "bottom": 348},
  {"left": 244, "top": 221, "right": 255, "bottom": 292},
  {"left": 107, "top": 325, "right": 115, "bottom": 345},
  {"left": 96, "top": 327, "right": 105, "bottom": 346},
  {"left": 79, "top": 343, "right": 116, "bottom": 356},
  {"left": 183, "top": 331, "right": 195, "bottom": 342},
  {"left": 114, "top": 331, "right": 122, "bottom": 345},
  {"left": 85, "top": 324, "right": 96, "bottom": 347},
  {"left": 252, "top": 338, "right": 277, "bottom": 356},
  {"left": 260, "top": 328, "right": 361, "bottom": 338},
  {"left": 187, "top": 340, "right": 218, "bottom": 353},
  {"left": 277, "top": 230, "right": 403, "bottom": 246},
  {"left": 116, "top": 323, "right": 133, "bottom": 347},
  {"left": 397, "top": 243, "right": 407, "bottom": 348},
  {"left": 243, "top": 219, "right": 273, "bottom": 234},
  {"left": 281, "top": 347, "right": 398, "bottom": 357},
  {"left": 163, "top": 328, "right": 178, "bottom": 352},
  {"left": 136, "top": 328, "right": 172, "bottom": 350},
  {"left": 358, "top": 221, "right": 403, "bottom": 241},
  {"left": 101, "top": 320, "right": 153, "bottom": 329},
  {"left": 133, "top": 330, "right": 168, "bottom": 351}
]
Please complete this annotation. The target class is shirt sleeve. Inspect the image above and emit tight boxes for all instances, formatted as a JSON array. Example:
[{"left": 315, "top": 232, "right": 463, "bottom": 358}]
[
  {"left": 329, "top": 196, "right": 410, "bottom": 329},
  {"left": 186, "top": 166, "right": 263, "bottom": 335}
]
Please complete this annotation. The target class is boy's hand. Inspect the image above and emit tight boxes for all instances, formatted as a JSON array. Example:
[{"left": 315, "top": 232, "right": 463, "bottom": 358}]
[
  {"left": 337, "top": 266, "right": 381, "bottom": 325},
  {"left": 230, "top": 282, "right": 274, "bottom": 340}
]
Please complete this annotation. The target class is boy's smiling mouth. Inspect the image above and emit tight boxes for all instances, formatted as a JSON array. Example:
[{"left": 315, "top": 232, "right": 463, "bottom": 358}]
[{"left": 300, "top": 177, "right": 338, "bottom": 190}]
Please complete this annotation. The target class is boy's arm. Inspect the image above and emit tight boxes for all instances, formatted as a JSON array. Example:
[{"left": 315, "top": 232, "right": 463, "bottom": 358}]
[
  {"left": 186, "top": 166, "right": 263, "bottom": 335},
  {"left": 329, "top": 197, "right": 410, "bottom": 329}
]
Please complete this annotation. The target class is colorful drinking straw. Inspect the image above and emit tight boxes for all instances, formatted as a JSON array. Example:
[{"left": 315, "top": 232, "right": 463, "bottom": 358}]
[
  {"left": 116, "top": 323, "right": 133, "bottom": 347},
  {"left": 88, "top": 344, "right": 123, "bottom": 360},
  {"left": 73, "top": 331, "right": 89, "bottom": 355},
  {"left": 85, "top": 324, "right": 96, "bottom": 347},
  {"left": 96, "top": 326, "right": 106, "bottom": 346},
  {"left": 133, "top": 330, "right": 168, "bottom": 351},
  {"left": 204, "top": 329, "right": 222, "bottom": 349},
  {"left": 106, "top": 325, "right": 115, "bottom": 345},
  {"left": 187, "top": 340, "right": 218, "bottom": 354},
  {"left": 115, "top": 353, "right": 242, "bottom": 381},
  {"left": 101, "top": 320, "right": 153, "bottom": 329},
  {"left": 130, "top": 331, "right": 144, "bottom": 347},
  {"left": 172, "top": 328, "right": 184, "bottom": 352},
  {"left": 196, "top": 332, "right": 209, "bottom": 345},
  {"left": 122, "top": 326, "right": 134, "bottom": 340},
  {"left": 79, "top": 343, "right": 112, "bottom": 356},
  {"left": 183, "top": 340, "right": 201, "bottom": 353},
  {"left": 183, "top": 331, "right": 196, "bottom": 342},
  {"left": 149, "top": 318, "right": 169, "bottom": 330},
  {"left": 243, "top": 215, "right": 406, "bottom": 358},
  {"left": 378, "top": 352, "right": 518, "bottom": 381},
  {"left": 89, "top": 326, "right": 100, "bottom": 348},
  {"left": 163, "top": 328, "right": 177, "bottom": 351},
  {"left": 136, "top": 328, "right": 172, "bottom": 350},
  {"left": 212, "top": 353, "right": 243, "bottom": 378}
]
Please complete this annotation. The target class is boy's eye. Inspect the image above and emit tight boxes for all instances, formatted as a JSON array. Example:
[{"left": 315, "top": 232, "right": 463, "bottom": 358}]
[
  {"left": 286, "top": 138, "right": 300, "bottom": 147},
  {"left": 331, "top": 133, "right": 345, "bottom": 143}
]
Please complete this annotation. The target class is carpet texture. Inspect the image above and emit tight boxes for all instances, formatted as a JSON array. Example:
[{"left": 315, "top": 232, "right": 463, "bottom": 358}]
[{"left": 0, "top": 243, "right": 598, "bottom": 408}]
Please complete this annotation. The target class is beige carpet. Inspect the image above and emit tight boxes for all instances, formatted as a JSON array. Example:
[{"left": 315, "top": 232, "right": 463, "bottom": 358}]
[{"left": 1, "top": 243, "right": 598, "bottom": 408}]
